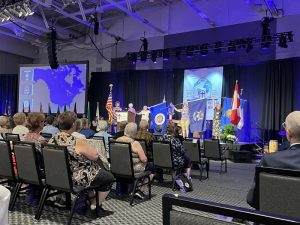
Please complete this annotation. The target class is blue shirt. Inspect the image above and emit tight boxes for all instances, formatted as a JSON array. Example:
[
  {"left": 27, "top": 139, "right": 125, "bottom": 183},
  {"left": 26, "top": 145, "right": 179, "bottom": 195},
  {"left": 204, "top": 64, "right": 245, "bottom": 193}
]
[
  {"left": 80, "top": 128, "right": 95, "bottom": 138},
  {"left": 41, "top": 125, "right": 59, "bottom": 136}
]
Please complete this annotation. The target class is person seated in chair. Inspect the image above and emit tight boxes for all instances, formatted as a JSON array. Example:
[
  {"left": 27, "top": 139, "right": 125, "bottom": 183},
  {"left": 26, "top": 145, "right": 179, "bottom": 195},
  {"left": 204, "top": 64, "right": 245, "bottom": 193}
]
[
  {"left": 114, "top": 121, "right": 127, "bottom": 139},
  {"left": 158, "top": 123, "right": 192, "bottom": 178},
  {"left": 135, "top": 119, "right": 154, "bottom": 158},
  {"left": 48, "top": 112, "right": 114, "bottom": 216},
  {"left": 94, "top": 120, "right": 112, "bottom": 157},
  {"left": 80, "top": 118, "right": 95, "bottom": 138},
  {"left": 72, "top": 119, "right": 86, "bottom": 139},
  {"left": 41, "top": 115, "right": 59, "bottom": 136},
  {"left": 116, "top": 122, "right": 154, "bottom": 199},
  {"left": 247, "top": 111, "right": 300, "bottom": 209},
  {"left": 0, "top": 116, "right": 11, "bottom": 139},
  {"left": 12, "top": 112, "right": 29, "bottom": 140}
]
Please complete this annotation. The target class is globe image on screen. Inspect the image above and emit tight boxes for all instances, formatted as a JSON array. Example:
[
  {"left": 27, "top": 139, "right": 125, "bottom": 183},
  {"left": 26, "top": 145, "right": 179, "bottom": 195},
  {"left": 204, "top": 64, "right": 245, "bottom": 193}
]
[{"left": 193, "top": 78, "right": 212, "bottom": 99}]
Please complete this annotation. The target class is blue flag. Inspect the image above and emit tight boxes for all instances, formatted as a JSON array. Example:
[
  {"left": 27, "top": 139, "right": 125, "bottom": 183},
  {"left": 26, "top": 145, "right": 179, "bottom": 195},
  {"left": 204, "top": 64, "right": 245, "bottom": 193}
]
[
  {"left": 188, "top": 99, "right": 207, "bottom": 133},
  {"left": 150, "top": 102, "right": 168, "bottom": 133}
]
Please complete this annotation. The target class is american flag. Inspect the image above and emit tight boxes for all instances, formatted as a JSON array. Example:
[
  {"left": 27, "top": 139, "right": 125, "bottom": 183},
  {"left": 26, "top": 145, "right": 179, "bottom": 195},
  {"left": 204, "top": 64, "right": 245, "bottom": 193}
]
[{"left": 106, "top": 91, "right": 114, "bottom": 124}]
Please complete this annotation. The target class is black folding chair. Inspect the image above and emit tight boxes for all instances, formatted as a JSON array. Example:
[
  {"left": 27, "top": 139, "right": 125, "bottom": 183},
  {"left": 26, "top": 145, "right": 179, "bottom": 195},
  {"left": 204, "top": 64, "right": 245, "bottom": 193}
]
[
  {"left": 0, "top": 140, "right": 17, "bottom": 184},
  {"left": 5, "top": 133, "right": 20, "bottom": 142},
  {"left": 35, "top": 144, "right": 107, "bottom": 225},
  {"left": 152, "top": 141, "right": 184, "bottom": 190},
  {"left": 9, "top": 141, "right": 45, "bottom": 211},
  {"left": 204, "top": 139, "right": 227, "bottom": 173},
  {"left": 109, "top": 141, "right": 152, "bottom": 205},
  {"left": 183, "top": 139, "right": 208, "bottom": 180}
]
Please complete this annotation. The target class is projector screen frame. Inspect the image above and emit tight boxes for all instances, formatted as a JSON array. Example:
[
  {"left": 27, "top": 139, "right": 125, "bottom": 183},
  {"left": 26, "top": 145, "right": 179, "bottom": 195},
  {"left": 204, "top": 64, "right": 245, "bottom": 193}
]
[{"left": 17, "top": 60, "right": 89, "bottom": 115}]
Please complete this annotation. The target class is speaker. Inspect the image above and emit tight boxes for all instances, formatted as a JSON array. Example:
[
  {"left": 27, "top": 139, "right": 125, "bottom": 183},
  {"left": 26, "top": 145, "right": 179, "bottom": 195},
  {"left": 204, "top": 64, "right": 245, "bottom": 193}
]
[
  {"left": 46, "top": 30, "right": 59, "bottom": 69},
  {"left": 94, "top": 19, "right": 99, "bottom": 35}
]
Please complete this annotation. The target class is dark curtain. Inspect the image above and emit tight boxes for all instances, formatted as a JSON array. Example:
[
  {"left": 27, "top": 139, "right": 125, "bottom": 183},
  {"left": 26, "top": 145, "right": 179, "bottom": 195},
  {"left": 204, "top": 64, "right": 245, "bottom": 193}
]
[
  {"left": 89, "top": 69, "right": 184, "bottom": 119},
  {"left": 0, "top": 74, "right": 18, "bottom": 116}
]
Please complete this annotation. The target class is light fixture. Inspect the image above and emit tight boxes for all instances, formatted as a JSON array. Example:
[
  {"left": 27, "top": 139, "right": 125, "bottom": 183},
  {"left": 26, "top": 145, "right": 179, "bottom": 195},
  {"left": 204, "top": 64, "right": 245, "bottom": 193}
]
[
  {"left": 246, "top": 38, "right": 253, "bottom": 53},
  {"left": 278, "top": 34, "right": 287, "bottom": 48},
  {"left": 175, "top": 48, "right": 181, "bottom": 59},
  {"left": 200, "top": 44, "right": 209, "bottom": 56},
  {"left": 9, "top": 8, "right": 21, "bottom": 17},
  {"left": 140, "top": 51, "right": 147, "bottom": 63},
  {"left": 129, "top": 53, "right": 137, "bottom": 64},
  {"left": 227, "top": 40, "right": 236, "bottom": 54},
  {"left": 163, "top": 49, "right": 169, "bottom": 61},
  {"left": 151, "top": 50, "right": 157, "bottom": 63},
  {"left": 23, "top": 3, "right": 34, "bottom": 16},
  {"left": 214, "top": 41, "right": 222, "bottom": 53},
  {"left": 186, "top": 46, "right": 194, "bottom": 58},
  {"left": 261, "top": 17, "right": 273, "bottom": 50},
  {"left": 17, "top": 5, "right": 28, "bottom": 16}
]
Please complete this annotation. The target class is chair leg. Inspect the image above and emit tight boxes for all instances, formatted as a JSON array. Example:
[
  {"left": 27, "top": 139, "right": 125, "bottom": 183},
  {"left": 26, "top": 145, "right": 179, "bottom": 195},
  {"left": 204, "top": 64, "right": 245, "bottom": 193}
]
[
  {"left": 65, "top": 193, "right": 71, "bottom": 210},
  {"left": 220, "top": 161, "right": 223, "bottom": 174},
  {"left": 130, "top": 179, "right": 138, "bottom": 206},
  {"left": 35, "top": 188, "right": 50, "bottom": 220},
  {"left": 9, "top": 182, "right": 22, "bottom": 211},
  {"left": 148, "top": 175, "right": 151, "bottom": 200},
  {"left": 172, "top": 170, "right": 177, "bottom": 191},
  {"left": 225, "top": 159, "right": 227, "bottom": 173},
  {"left": 198, "top": 163, "right": 203, "bottom": 181},
  {"left": 67, "top": 193, "right": 80, "bottom": 225},
  {"left": 206, "top": 162, "right": 209, "bottom": 179}
]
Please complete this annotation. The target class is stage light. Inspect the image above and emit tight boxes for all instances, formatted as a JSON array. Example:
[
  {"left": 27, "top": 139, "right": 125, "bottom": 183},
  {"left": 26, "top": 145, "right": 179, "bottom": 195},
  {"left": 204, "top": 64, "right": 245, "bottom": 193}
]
[
  {"left": 17, "top": 5, "right": 28, "bottom": 16},
  {"left": 175, "top": 48, "right": 181, "bottom": 59},
  {"left": 186, "top": 46, "right": 194, "bottom": 58},
  {"left": 278, "top": 34, "right": 288, "bottom": 48},
  {"left": 246, "top": 38, "right": 253, "bottom": 53},
  {"left": 140, "top": 51, "right": 147, "bottom": 63},
  {"left": 23, "top": 3, "right": 34, "bottom": 15},
  {"left": 130, "top": 53, "right": 137, "bottom": 64},
  {"left": 261, "top": 17, "right": 272, "bottom": 50},
  {"left": 261, "top": 35, "right": 271, "bottom": 50},
  {"left": 3, "top": 10, "right": 12, "bottom": 20},
  {"left": 214, "top": 41, "right": 222, "bottom": 53},
  {"left": 151, "top": 50, "right": 157, "bottom": 63},
  {"left": 9, "top": 8, "right": 21, "bottom": 17},
  {"left": 227, "top": 40, "right": 236, "bottom": 54},
  {"left": 163, "top": 49, "right": 169, "bottom": 61},
  {"left": 200, "top": 44, "right": 209, "bottom": 56},
  {"left": 287, "top": 32, "right": 293, "bottom": 42}
]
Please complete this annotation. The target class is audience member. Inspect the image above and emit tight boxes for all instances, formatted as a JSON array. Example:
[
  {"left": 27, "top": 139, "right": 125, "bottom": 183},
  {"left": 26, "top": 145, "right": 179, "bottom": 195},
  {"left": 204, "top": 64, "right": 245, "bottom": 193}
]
[
  {"left": 158, "top": 123, "right": 192, "bottom": 177},
  {"left": 247, "top": 111, "right": 300, "bottom": 209},
  {"left": 41, "top": 115, "right": 59, "bottom": 136},
  {"left": 0, "top": 116, "right": 11, "bottom": 139},
  {"left": 94, "top": 120, "right": 112, "bottom": 157},
  {"left": 23, "top": 112, "right": 47, "bottom": 206},
  {"left": 116, "top": 123, "right": 154, "bottom": 199},
  {"left": 80, "top": 118, "right": 95, "bottom": 138},
  {"left": 114, "top": 121, "right": 127, "bottom": 139},
  {"left": 135, "top": 120, "right": 154, "bottom": 147},
  {"left": 12, "top": 112, "right": 29, "bottom": 140},
  {"left": 72, "top": 119, "right": 86, "bottom": 139},
  {"left": 174, "top": 126, "right": 184, "bottom": 143},
  {"left": 153, "top": 125, "right": 163, "bottom": 136},
  {"left": 48, "top": 112, "right": 114, "bottom": 216},
  {"left": 91, "top": 116, "right": 98, "bottom": 130}
]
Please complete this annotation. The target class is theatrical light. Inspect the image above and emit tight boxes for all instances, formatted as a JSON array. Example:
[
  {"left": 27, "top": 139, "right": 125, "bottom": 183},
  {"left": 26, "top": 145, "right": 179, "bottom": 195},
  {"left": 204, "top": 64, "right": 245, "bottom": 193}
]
[
  {"left": 261, "top": 17, "right": 273, "bottom": 50},
  {"left": 200, "top": 44, "right": 209, "bottom": 56},
  {"left": 175, "top": 47, "right": 181, "bottom": 59},
  {"left": 186, "top": 46, "right": 194, "bottom": 58},
  {"left": 9, "top": 8, "right": 21, "bottom": 17},
  {"left": 163, "top": 49, "right": 169, "bottom": 61},
  {"left": 140, "top": 51, "right": 147, "bottom": 63},
  {"left": 23, "top": 3, "right": 34, "bottom": 16},
  {"left": 278, "top": 34, "right": 288, "bottom": 48},
  {"left": 287, "top": 32, "right": 293, "bottom": 42},
  {"left": 17, "top": 5, "right": 28, "bottom": 16},
  {"left": 130, "top": 53, "right": 137, "bottom": 64},
  {"left": 227, "top": 40, "right": 236, "bottom": 54},
  {"left": 214, "top": 41, "right": 222, "bottom": 53},
  {"left": 246, "top": 38, "right": 253, "bottom": 53},
  {"left": 151, "top": 50, "right": 157, "bottom": 63}
]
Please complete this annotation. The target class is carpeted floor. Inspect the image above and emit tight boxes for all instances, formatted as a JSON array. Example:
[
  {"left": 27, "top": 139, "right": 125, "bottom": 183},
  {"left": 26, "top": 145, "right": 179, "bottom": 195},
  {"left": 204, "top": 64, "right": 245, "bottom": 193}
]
[{"left": 8, "top": 161, "right": 258, "bottom": 225}]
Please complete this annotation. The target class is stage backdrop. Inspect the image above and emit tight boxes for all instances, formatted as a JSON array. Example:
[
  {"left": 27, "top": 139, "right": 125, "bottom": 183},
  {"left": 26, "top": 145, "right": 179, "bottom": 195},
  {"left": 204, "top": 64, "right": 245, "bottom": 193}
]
[{"left": 183, "top": 67, "right": 223, "bottom": 120}]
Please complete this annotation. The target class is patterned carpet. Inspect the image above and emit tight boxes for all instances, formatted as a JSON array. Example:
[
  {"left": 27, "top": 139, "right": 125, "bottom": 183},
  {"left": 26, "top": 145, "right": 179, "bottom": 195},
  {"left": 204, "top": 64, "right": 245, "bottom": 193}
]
[{"left": 8, "top": 161, "right": 258, "bottom": 225}]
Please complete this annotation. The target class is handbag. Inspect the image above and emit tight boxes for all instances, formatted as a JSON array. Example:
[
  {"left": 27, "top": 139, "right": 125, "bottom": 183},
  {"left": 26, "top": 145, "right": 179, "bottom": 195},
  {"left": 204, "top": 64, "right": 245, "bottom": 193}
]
[{"left": 175, "top": 173, "right": 193, "bottom": 192}]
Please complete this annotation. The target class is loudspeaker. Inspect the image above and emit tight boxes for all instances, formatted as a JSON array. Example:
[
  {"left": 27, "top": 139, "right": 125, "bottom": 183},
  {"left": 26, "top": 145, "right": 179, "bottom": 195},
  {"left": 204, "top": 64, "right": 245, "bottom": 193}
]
[
  {"left": 94, "top": 20, "right": 99, "bottom": 35},
  {"left": 46, "top": 30, "right": 59, "bottom": 69}
]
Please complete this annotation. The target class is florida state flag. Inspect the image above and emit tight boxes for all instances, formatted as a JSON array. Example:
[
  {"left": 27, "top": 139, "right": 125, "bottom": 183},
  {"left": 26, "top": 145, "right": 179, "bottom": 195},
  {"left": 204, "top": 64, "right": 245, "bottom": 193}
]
[{"left": 230, "top": 81, "right": 241, "bottom": 125}]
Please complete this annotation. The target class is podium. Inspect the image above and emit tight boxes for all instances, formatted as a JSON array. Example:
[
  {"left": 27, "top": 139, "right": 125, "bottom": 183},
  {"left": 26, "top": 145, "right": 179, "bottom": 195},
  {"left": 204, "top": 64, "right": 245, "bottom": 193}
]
[
  {"left": 128, "top": 111, "right": 136, "bottom": 123},
  {"left": 116, "top": 111, "right": 128, "bottom": 122}
]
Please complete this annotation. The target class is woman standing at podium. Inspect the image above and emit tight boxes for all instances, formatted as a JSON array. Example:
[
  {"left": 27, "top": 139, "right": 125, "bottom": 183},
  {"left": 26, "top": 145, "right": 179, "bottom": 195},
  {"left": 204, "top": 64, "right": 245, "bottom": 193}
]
[{"left": 212, "top": 96, "right": 222, "bottom": 139}]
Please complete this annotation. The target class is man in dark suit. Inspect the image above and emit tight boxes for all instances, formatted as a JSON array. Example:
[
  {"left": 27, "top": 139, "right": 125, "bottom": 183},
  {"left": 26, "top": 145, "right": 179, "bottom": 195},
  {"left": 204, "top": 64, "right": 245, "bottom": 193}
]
[{"left": 247, "top": 111, "right": 300, "bottom": 209}]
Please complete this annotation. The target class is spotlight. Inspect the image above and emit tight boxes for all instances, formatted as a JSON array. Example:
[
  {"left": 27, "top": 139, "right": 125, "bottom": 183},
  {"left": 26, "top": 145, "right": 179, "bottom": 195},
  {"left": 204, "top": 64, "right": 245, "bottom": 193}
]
[
  {"left": 140, "top": 51, "right": 147, "bottom": 63},
  {"left": 261, "top": 35, "right": 271, "bottom": 50},
  {"left": 151, "top": 50, "right": 157, "bottom": 63},
  {"left": 23, "top": 3, "right": 34, "bottom": 15},
  {"left": 163, "top": 49, "right": 169, "bottom": 61},
  {"left": 214, "top": 41, "right": 222, "bottom": 53},
  {"left": 227, "top": 40, "right": 236, "bottom": 54},
  {"left": 175, "top": 48, "right": 181, "bottom": 59},
  {"left": 278, "top": 34, "right": 288, "bottom": 48},
  {"left": 186, "top": 46, "right": 194, "bottom": 58},
  {"left": 261, "top": 17, "right": 273, "bottom": 50},
  {"left": 141, "top": 37, "right": 148, "bottom": 52},
  {"left": 130, "top": 53, "right": 137, "bottom": 64},
  {"left": 3, "top": 9, "right": 12, "bottom": 20},
  {"left": 287, "top": 32, "right": 293, "bottom": 42},
  {"left": 17, "top": 6, "right": 28, "bottom": 17},
  {"left": 246, "top": 38, "right": 253, "bottom": 53},
  {"left": 9, "top": 8, "right": 21, "bottom": 17},
  {"left": 200, "top": 44, "right": 209, "bottom": 56}
]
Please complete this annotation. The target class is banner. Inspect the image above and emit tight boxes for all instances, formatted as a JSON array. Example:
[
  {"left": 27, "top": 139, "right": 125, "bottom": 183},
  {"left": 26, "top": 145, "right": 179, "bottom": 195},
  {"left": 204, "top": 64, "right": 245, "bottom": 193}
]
[
  {"left": 221, "top": 97, "right": 246, "bottom": 129},
  {"left": 188, "top": 99, "right": 207, "bottom": 133},
  {"left": 183, "top": 67, "right": 223, "bottom": 120},
  {"left": 150, "top": 102, "right": 168, "bottom": 133}
]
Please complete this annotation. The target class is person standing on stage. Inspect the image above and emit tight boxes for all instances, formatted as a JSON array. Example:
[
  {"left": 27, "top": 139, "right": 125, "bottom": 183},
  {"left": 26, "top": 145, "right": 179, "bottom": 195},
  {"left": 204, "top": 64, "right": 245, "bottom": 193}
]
[
  {"left": 137, "top": 106, "right": 150, "bottom": 122},
  {"left": 172, "top": 102, "right": 190, "bottom": 138},
  {"left": 212, "top": 96, "right": 222, "bottom": 139},
  {"left": 112, "top": 101, "right": 122, "bottom": 132},
  {"left": 127, "top": 103, "right": 137, "bottom": 123},
  {"left": 113, "top": 101, "right": 122, "bottom": 113}
]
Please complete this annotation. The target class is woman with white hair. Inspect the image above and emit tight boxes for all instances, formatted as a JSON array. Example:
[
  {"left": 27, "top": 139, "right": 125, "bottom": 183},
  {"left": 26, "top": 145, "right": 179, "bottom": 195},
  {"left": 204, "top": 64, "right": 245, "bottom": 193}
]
[
  {"left": 12, "top": 112, "right": 29, "bottom": 140},
  {"left": 72, "top": 118, "right": 86, "bottom": 139},
  {"left": 172, "top": 102, "right": 190, "bottom": 138},
  {"left": 94, "top": 120, "right": 112, "bottom": 156},
  {"left": 0, "top": 116, "right": 11, "bottom": 139},
  {"left": 116, "top": 122, "right": 154, "bottom": 199}
]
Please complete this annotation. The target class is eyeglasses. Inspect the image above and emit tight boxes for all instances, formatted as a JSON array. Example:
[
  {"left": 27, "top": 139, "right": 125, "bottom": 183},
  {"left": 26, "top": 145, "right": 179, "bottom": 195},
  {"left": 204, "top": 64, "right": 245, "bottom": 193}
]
[{"left": 282, "top": 122, "right": 286, "bottom": 129}]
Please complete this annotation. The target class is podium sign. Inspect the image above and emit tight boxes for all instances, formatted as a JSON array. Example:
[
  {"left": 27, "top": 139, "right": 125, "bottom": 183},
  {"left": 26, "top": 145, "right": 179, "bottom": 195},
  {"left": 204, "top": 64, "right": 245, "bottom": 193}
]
[{"left": 116, "top": 111, "right": 128, "bottom": 122}]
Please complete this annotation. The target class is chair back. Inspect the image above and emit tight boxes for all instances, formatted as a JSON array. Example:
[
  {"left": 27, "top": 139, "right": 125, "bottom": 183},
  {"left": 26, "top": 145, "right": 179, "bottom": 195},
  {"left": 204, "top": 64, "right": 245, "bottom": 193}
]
[
  {"left": 109, "top": 141, "right": 134, "bottom": 178},
  {"left": 42, "top": 144, "right": 73, "bottom": 192},
  {"left": 183, "top": 139, "right": 201, "bottom": 162},
  {"left": 5, "top": 133, "right": 20, "bottom": 142},
  {"left": 256, "top": 167, "right": 300, "bottom": 218},
  {"left": 40, "top": 133, "right": 53, "bottom": 139},
  {"left": 13, "top": 142, "right": 43, "bottom": 186},
  {"left": 204, "top": 139, "right": 221, "bottom": 159},
  {"left": 0, "top": 140, "right": 16, "bottom": 181},
  {"left": 152, "top": 141, "right": 173, "bottom": 169},
  {"left": 92, "top": 136, "right": 106, "bottom": 148},
  {"left": 136, "top": 139, "right": 147, "bottom": 154}
]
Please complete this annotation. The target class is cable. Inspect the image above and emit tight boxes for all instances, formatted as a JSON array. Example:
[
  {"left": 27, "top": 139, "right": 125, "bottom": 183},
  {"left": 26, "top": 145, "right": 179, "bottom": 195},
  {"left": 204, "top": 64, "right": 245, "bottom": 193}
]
[
  {"left": 9, "top": 19, "right": 40, "bottom": 36},
  {"left": 88, "top": 33, "right": 111, "bottom": 63}
]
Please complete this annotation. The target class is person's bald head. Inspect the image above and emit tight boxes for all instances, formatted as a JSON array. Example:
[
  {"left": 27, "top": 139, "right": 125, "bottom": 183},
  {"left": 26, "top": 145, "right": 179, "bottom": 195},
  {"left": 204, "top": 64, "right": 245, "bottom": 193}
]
[{"left": 285, "top": 111, "right": 300, "bottom": 143}]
